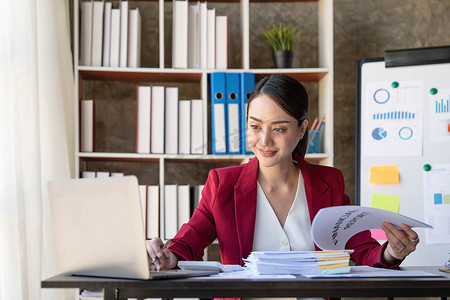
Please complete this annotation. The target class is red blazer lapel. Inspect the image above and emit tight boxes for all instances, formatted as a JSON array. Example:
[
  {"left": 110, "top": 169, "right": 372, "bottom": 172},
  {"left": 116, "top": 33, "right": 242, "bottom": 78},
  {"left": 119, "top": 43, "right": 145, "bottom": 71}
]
[
  {"left": 234, "top": 157, "right": 258, "bottom": 263},
  {"left": 295, "top": 153, "right": 331, "bottom": 224}
]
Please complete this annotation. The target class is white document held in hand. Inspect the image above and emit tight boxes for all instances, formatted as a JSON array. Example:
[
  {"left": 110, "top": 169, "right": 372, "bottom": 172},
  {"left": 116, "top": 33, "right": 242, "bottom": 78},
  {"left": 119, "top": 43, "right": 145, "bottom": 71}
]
[{"left": 311, "top": 205, "right": 433, "bottom": 250}]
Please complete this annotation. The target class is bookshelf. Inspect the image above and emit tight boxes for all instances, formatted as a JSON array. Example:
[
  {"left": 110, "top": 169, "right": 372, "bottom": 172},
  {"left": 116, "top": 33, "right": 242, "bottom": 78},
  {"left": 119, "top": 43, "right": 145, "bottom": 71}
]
[{"left": 73, "top": 0, "right": 333, "bottom": 242}]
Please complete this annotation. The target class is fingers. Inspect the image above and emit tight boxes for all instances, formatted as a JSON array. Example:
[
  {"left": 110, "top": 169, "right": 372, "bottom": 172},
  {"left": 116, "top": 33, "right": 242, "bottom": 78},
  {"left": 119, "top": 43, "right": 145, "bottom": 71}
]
[
  {"left": 156, "top": 249, "right": 178, "bottom": 270},
  {"left": 146, "top": 237, "right": 164, "bottom": 270},
  {"left": 400, "top": 223, "right": 420, "bottom": 243},
  {"left": 381, "top": 222, "right": 420, "bottom": 261},
  {"left": 146, "top": 238, "right": 178, "bottom": 270}
]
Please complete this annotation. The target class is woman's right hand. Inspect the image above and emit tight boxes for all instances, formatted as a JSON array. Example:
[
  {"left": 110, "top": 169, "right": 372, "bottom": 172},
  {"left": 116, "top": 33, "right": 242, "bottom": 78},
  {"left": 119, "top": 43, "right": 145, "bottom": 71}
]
[{"left": 146, "top": 237, "right": 178, "bottom": 270}]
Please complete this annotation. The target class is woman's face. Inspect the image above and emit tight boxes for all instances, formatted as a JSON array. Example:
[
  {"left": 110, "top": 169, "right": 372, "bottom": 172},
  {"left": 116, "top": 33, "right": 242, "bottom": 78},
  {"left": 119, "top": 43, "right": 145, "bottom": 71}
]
[{"left": 247, "top": 94, "right": 306, "bottom": 168}]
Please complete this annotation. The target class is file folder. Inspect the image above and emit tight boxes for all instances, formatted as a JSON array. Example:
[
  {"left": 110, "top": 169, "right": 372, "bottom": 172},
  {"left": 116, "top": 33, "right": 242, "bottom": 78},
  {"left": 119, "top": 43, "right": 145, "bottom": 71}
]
[
  {"left": 210, "top": 72, "right": 227, "bottom": 154},
  {"left": 240, "top": 72, "right": 255, "bottom": 154},
  {"left": 226, "top": 73, "right": 241, "bottom": 154}
]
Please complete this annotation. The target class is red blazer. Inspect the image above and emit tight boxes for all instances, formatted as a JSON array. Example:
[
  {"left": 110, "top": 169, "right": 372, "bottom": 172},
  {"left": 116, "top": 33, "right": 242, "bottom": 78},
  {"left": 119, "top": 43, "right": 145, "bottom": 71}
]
[{"left": 168, "top": 153, "right": 401, "bottom": 268}]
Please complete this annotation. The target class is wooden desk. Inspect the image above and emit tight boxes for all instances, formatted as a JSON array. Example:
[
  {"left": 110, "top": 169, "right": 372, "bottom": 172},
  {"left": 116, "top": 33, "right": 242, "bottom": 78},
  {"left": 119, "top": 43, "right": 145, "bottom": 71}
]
[{"left": 42, "top": 266, "right": 450, "bottom": 300}]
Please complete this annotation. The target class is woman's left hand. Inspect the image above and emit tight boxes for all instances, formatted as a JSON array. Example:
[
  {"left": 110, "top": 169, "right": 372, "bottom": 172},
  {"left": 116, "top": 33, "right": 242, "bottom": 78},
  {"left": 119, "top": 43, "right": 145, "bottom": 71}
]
[{"left": 381, "top": 222, "right": 420, "bottom": 262}]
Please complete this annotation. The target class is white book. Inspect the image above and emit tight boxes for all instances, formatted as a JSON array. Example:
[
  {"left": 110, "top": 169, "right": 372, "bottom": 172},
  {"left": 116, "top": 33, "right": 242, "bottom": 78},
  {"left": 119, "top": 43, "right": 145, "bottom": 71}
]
[
  {"left": 190, "top": 99, "right": 203, "bottom": 154},
  {"left": 215, "top": 15, "right": 228, "bottom": 69},
  {"left": 80, "top": 99, "right": 94, "bottom": 152},
  {"left": 178, "top": 100, "right": 191, "bottom": 154},
  {"left": 197, "top": 184, "right": 204, "bottom": 207},
  {"left": 128, "top": 8, "right": 141, "bottom": 68},
  {"left": 164, "top": 184, "right": 178, "bottom": 239},
  {"left": 187, "top": 3, "right": 199, "bottom": 69},
  {"left": 80, "top": 1, "right": 93, "bottom": 66},
  {"left": 172, "top": 0, "right": 188, "bottom": 68},
  {"left": 207, "top": 8, "right": 215, "bottom": 69},
  {"left": 213, "top": 103, "right": 226, "bottom": 153},
  {"left": 119, "top": 0, "right": 129, "bottom": 68},
  {"left": 81, "top": 171, "right": 96, "bottom": 178},
  {"left": 102, "top": 2, "right": 112, "bottom": 67},
  {"left": 110, "top": 172, "right": 125, "bottom": 177},
  {"left": 138, "top": 185, "right": 147, "bottom": 236},
  {"left": 151, "top": 86, "right": 165, "bottom": 154},
  {"left": 91, "top": 1, "right": 104, "bottom": 66},
  {"left": 96, "top": 171, "right": 110, "bottom": 178},
  {"left": 198, "top": 2, "right": 207, "bottom": 69},
  {"left": 177, "top": 185, "right": 191, "bottom": 230},
  {"left": 136, "top": 85, "right": 151, "bottom": 154},
  {"left": 228, "top": 102, "right": 240, "bottom": 153},
  {"left": 147, "top": 185, "right": 159, "bottom": 239},
  {"left": 165, "top": 87, "right": 179, "bottom": 154},
  {"left": 109, "top": 8, "right": 121, "bottom": 67}
]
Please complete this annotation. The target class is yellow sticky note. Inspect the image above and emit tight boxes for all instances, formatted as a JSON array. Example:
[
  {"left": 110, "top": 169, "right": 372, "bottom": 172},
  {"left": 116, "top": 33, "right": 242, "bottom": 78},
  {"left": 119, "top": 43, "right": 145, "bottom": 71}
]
[
  {"left": 370, "top": 165, "right": 399, "bottom": 184},
  {"left": 370, "top": 193, "right": 400, "bottom": 213}
]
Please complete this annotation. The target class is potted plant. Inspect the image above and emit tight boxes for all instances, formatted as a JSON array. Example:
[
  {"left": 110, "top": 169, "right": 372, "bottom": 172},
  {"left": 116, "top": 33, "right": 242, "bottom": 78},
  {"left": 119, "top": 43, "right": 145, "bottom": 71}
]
[{"left": 263, "top": 23, "right": 302, "bottom": 68}]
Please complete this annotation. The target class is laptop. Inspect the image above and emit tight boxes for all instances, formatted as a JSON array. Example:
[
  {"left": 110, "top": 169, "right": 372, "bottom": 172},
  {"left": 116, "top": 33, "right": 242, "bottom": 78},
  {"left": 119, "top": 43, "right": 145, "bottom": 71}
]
[{"left": 48, "top": 175, "right": 218, "bottom": 280}]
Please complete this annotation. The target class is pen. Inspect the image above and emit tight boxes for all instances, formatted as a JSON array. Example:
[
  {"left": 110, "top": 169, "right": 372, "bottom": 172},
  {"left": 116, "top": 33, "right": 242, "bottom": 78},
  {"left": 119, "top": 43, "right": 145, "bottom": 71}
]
[
  {"left": 309, "top": 116, "right": 325, "bottom": 151},
  {"left": 310, "top": 117, "right": 318, "bottom": 131},
  {"left": 315, "top": 116, "right": 325, "bottom": 131},
  {"left": 152, "top": 239, "right": 171, "bottom": 264}
]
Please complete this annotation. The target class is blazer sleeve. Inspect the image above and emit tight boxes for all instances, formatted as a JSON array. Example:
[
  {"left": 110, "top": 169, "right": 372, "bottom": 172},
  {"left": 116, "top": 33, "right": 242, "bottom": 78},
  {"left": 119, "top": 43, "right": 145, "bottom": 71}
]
[
  {"left": 335, "top": 169, "right": 403, "bottom": 268},
  {"left": 167, "top": 169, "right": 219, "bottom": 261}
]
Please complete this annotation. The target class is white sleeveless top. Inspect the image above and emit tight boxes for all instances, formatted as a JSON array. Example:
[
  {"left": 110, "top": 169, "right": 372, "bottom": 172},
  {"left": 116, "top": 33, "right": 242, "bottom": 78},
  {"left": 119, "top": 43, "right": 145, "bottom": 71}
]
[
  {"left": 252, "top": 170, "right": 315, "bottom": 251},
  {"left": 249, "top": 171, "right": 320, "bottom": 300}
]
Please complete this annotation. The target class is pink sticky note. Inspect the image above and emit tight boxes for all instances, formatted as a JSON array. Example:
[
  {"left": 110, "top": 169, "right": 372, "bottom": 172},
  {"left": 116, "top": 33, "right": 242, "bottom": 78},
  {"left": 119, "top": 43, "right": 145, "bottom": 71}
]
[{"left": 370, "top": 229, "right": 387, "bottom": 241}]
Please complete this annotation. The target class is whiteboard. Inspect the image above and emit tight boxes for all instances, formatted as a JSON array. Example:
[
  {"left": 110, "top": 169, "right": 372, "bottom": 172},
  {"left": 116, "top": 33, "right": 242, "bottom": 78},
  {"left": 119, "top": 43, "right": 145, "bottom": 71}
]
[{"left": 356, "top": 58, "right": 450, "bottom": 266}]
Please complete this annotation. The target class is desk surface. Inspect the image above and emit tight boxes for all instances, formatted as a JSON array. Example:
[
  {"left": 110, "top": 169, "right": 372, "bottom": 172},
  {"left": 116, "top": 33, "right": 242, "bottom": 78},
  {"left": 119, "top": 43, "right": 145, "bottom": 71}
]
[{"left": 42, "top": 266, "right": 450, "bottom": 300}]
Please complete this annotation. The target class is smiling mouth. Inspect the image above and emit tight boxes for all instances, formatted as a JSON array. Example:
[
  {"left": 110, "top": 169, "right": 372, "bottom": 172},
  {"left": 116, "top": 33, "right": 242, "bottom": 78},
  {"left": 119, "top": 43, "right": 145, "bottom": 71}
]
[{"left": 258, "top": 149, "right": 277, "bottom": 157}]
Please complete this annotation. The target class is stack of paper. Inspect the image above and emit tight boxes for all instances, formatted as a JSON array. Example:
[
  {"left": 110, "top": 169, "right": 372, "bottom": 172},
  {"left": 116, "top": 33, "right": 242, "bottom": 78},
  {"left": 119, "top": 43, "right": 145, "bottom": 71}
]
[{"left": 244, "top": 251, "right": 352, "bottom": 276}]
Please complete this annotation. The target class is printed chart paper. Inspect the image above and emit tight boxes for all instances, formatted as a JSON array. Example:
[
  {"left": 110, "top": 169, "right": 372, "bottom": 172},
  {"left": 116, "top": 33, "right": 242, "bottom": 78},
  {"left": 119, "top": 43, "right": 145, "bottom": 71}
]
[
  {"left": 423, "top": 163, "right": 450, "bottom": 244},
  {"left": 363, "top": 81, "right": 424, "bottom": 157},
  {"left": 311, "top": 206, "right": 432, "bottom": 250},
  {"left": 428, "top": 88, "right": 450, "bottom": 143}
]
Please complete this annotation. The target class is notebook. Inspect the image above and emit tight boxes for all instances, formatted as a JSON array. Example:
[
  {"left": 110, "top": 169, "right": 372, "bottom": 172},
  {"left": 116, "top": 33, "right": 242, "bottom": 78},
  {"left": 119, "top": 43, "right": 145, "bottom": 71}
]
[{"left": 47, "top": 175, "right": 218, "bottom": 280}]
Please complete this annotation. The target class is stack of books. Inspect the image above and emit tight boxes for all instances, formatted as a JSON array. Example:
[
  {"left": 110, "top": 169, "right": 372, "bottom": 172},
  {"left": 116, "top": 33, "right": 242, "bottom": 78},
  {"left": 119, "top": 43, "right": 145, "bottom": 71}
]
[
  {"left": 244, "top": 251, "right": 352, "bottom": 276},
  {"left": 173, "top": 0, "right": 228, "bottom": 69},
  {"left": 80, "top": 1, "right": 141, "bottom": 68},
  {"left": 135, "top": 85, "right": 205, "bottom": 155}
]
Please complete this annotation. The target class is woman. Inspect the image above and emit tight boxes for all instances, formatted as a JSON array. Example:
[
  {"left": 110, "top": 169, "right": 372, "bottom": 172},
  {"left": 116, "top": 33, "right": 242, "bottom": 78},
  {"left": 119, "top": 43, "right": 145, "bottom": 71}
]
[{"left": 147, "top": 74, "right": 420, "bottom": 270}]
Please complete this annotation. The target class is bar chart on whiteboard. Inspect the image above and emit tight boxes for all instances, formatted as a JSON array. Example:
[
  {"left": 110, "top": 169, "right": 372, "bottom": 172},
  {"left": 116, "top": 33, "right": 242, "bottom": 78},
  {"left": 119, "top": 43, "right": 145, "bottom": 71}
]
[{"left": 428, "top": 88, "right": 450, "bottom": 143}]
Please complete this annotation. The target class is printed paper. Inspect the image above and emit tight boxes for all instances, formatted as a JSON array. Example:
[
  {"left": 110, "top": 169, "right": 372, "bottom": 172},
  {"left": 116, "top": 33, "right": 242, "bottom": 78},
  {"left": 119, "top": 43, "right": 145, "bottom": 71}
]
[
  {"left": 363, "top": 81, "right": 424, "bottom": 157},
  {"left": 311, "top": 206, "right": 432, "bottom": 250},
  {"left": 423, "top": 163, "right": 450, "bottom": 244}
]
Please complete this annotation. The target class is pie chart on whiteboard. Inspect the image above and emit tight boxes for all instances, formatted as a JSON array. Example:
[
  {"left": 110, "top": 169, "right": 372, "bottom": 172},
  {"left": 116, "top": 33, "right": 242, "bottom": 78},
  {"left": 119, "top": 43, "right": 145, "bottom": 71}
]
[{"left": 372, "top": 127, "right": 387, "bottom": 140}]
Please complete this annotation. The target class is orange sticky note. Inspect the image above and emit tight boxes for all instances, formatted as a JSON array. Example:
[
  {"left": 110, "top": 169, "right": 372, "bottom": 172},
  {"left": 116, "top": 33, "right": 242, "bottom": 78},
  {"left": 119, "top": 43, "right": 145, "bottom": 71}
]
[{"left": 370, "top": 165, "right": 399, "bottom": 184}]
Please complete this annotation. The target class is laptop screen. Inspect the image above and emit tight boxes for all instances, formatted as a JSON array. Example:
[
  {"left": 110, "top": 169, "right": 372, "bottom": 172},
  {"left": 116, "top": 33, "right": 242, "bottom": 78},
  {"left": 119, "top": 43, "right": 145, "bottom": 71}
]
[{"left": 48, "top": 176, "right": 151, "bottom": 279}]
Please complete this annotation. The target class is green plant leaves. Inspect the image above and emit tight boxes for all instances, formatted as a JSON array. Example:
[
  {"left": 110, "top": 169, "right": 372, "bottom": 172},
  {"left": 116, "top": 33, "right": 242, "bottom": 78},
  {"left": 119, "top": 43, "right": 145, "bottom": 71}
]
[{"left": 263, "top": 23, "right": 302, "bottom": 52}]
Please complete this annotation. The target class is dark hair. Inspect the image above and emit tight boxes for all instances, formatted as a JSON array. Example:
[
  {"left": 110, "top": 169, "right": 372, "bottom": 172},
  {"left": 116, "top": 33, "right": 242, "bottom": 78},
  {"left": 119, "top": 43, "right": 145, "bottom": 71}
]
[{"left": 247, "top": 74, "right": 309, "bottom": 157}]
